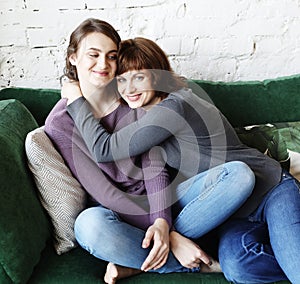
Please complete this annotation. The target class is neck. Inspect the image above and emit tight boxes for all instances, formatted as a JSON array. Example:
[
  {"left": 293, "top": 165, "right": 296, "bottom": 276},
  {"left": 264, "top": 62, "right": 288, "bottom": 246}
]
[
  {"left": 80, "top": 83, "right": 120, "bottom": 118},
  {"left": 143, "top": 96, "right": 163, "bottom": 110}
]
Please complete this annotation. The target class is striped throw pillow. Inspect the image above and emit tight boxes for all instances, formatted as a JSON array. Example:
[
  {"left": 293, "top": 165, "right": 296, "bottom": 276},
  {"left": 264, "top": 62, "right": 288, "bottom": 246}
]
[{"left": 25, "top": 126, "right": 87, "bottom": 255}]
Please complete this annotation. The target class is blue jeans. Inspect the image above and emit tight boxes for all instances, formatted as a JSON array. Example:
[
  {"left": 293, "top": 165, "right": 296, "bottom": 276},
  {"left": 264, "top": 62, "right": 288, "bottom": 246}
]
[
  {"left": 75, "top": 161, "right": 255, "bottom": 273},
  {"left": 218, "top": 171, "right": 300, "bottom": 283}
]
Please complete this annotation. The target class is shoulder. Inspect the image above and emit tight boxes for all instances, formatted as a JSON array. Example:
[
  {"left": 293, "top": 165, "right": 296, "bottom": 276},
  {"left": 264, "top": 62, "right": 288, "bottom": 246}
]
[
  {"left": 45, "top": 98, "right": 73, "bottom": 133},
  {"left": 157, "top": 88, "right": 193, "bottom": 114},
  {"left": 46, "top": 98, "right": 68, "bottom": 121}
]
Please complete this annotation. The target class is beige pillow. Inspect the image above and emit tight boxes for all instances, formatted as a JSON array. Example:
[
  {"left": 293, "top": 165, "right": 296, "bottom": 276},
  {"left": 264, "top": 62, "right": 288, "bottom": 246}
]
[{"left": 25, "top": 126, "right": 87, "bottom": 255}]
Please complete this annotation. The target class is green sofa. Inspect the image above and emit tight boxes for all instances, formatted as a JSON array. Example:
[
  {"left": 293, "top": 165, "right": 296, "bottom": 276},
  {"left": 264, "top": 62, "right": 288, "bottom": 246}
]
[{"left": 1, "top": 74, "right": 299, "bottom": 284}]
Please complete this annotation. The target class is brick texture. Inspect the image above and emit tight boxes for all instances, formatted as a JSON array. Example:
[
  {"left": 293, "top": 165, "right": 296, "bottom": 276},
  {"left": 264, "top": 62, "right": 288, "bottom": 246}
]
[{"left": 1, "top": 0, "right": 300, "bottom": 88}]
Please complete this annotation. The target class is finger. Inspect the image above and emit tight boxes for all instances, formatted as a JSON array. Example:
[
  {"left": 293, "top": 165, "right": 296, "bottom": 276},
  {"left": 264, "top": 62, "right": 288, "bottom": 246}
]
[
  {"left": 142, "top": 241, "right": 167, "bottom": 271},
  {"left": 145, "top": 251, "right": 165, "bottom": 271},
  {"left": 146, "top": 244, "right": 170, "bottom": 271},
  {"left": 184, "top": 262, "right": 199, "bottom": 269},
  {"left": 153, "top": 253, "right": 169, "bottom": 270},
  {"left": 199, "top": 254, "right": 211, "bottom": 265},
  {"left": 142, "top": 230, "right": 154, "bottom": 249},
  {"left": 141, "top": 247, "right": 159, "bottom": 271},
  {"left": 195, "top": 248, "right": 211, "bottom": 265},
  {"left": 193, "top": 258, "right": 201, "bottom": 264}
]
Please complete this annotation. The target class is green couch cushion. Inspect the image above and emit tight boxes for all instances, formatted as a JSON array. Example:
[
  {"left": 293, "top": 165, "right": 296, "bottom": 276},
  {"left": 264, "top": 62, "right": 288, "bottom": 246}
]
[
  {"left": 274, "top": 121, "right": 300, "bottom": 153},
  {"left": 235, "top": 124, "right": 290, "bottom": 169},
  {"left": 0, "top": 99, "right": 50, "bottom": 284},
  {"left": 190, "top": 74, "right": 300, "bottom": 127},
  {"left": 235, "top": 121, "right": 300, "bottom": 171},
  {"left": 28, "top": 245, "right": 288, "bottom": 284},
  {"left": 0, "top": 88, "right": 60, "bottom": 126},
  {"left": 29, "top": 244, "right": 229, "bottom": 284}
]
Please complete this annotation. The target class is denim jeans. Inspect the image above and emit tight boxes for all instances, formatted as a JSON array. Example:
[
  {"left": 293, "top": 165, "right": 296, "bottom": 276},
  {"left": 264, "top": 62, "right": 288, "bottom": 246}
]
[
  {"left": 218, "top": 171, "right": 300, "bottom": 283},
  {"left": 75, "top": 161, "right": 255, "bottom": 273}
]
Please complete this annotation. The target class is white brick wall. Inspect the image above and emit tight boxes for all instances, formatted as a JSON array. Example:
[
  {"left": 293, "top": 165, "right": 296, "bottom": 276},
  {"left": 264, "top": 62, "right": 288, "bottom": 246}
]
[{"left": 1, "top": 0, "right": 300, "bottom": 89}]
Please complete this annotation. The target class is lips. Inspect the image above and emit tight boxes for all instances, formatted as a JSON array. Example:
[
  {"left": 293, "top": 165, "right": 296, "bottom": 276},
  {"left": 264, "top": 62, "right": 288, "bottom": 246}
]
[
  {"left": 93, "top": 70, "right": 109, "bottom": 77},
  {"left": 126, "top": 93, "right": 142, "bottom": 102}
]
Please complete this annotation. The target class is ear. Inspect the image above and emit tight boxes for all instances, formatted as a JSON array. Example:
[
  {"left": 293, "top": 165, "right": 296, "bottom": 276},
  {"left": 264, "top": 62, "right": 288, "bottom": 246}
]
[{"left": 69, "top": 53, "right": 77, "bottom": 66}]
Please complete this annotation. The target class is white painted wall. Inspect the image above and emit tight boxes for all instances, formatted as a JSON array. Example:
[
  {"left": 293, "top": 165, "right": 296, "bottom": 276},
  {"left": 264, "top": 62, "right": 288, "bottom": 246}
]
[{"left": 1, "top": 0, "right": 300, "bottom": 89}]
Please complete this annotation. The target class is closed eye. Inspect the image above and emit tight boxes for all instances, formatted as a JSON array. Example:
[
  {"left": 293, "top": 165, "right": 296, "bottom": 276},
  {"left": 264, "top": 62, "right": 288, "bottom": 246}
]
[{"left": 88, "top": 53, "right": 98, "bottom": 58}]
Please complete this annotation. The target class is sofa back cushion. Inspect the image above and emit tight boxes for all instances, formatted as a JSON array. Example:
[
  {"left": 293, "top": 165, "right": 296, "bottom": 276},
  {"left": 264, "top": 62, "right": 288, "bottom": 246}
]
[
  {"left": 0, "top": 99, "right": 50, "bottom": 284},
  {"left": 189, "top": 74, "right": 300, "bottom": 127},
  {"left": 0, "top": 88, "right": 60, "bottom": 126}
]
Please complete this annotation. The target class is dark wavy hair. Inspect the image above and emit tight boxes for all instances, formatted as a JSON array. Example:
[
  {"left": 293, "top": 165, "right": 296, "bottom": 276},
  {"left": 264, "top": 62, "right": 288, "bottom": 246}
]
[
  {"left": 62, "top": 18, "right": 121, "bottom": 82},
  {"left": 117, "top": 37, "right": 186, "bottom": 98}
]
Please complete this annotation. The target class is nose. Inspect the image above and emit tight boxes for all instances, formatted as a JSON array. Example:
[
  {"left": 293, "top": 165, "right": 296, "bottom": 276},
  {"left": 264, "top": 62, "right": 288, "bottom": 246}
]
[
  {"left": 96, "top": 55, "right": 107, "bottom": 69},
  {"left": 125, "top": 80, "right": 136, "bottom": 94}
]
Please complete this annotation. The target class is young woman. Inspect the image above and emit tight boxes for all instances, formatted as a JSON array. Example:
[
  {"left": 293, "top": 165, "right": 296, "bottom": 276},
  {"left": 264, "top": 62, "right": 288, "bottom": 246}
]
[
  {"left": 63, "top": 37, "right": 300, "bottom": 284},
  {"left": 45, "top": 20, "right": 255, "bottom": 283}
]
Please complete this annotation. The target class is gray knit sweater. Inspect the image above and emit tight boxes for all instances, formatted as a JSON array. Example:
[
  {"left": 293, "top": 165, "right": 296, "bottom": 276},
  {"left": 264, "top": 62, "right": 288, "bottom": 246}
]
[{"left": 67, "top": 88, "right": 282, "bottom": 217}]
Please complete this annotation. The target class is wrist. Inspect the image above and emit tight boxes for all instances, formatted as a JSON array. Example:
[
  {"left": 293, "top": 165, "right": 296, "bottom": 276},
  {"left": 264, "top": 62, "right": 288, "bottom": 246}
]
[{"left": 154, "top": 218, "right": 169, "bottom": 230}]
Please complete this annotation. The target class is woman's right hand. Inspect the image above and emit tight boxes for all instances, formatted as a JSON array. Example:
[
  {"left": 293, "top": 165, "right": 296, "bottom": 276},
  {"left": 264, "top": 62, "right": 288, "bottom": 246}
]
[
  {"left": 169, "top": 231, "right": 211, "bottom": 269},
  {"left": 140, "top": 218, "right": 170, "bottom": 272},
  {"left": 61, "top": 80, "right": 82, "bottom": 104}
]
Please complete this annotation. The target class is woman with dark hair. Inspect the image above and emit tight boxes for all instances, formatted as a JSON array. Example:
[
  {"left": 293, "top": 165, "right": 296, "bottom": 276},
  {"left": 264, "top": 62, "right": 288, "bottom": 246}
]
[
  {"left": 64, "top": 37, "right": 300, "bottom": 284},
  {"left": 45, "top": 20, "right": 256, "bottom": 283},
  {"left": 58, "top": 35, "right": 254, "bottom": 283}
]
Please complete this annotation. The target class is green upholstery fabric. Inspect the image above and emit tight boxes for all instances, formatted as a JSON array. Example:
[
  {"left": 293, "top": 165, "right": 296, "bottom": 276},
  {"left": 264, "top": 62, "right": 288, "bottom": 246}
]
[
  {"left": 0, "top": 265, "right": 12, "bottom": 284},
  {"left": 236, "top": 124, "right": 290, "bottom": 169},
  {"left": 0, "top": 88, "right": 60, "bottom": 126},
  {"left": 1, "top": 74, "right": 297, "bottom": 284},
  {"left": 274, "top": 121, "right": 300, "bottom": 152},
  {"left": 235, "top": 121, "right": 300, "bottom": 172},
  {"left": 190, "top": 74, "right": 300, "bottom": 127},
  {"left": 0, "top": 99, "right": 50, "bottom": 284},
  {"left": 28, "top": 244, "right": 288, "bottom": 284},
  {"left": 29, "top": 244, "right": 228, "bottom": 284}
]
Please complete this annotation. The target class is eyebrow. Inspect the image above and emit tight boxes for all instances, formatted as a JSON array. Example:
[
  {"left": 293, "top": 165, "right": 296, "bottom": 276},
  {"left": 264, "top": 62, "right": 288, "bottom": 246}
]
[
  {"left": 134, "top": 72, "right": 146, "bottom": 76},
  {"left": 88, "top": 47, "right": 118, "bottom": 53}
]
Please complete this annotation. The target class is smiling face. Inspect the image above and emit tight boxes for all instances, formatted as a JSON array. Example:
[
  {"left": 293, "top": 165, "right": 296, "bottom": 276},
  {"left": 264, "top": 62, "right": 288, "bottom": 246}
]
[
  {"left": 116, "top": 69, "right": 162, "bottom": 109},
  {"left": 69, "top": 32, "right": 118, "bottom": 92}
]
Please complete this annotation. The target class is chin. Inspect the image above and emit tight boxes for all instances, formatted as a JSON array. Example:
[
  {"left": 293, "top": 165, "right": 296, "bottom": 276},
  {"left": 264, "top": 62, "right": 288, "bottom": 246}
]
[
  {"left": 129, "top": 105, "right": 138, "bottom": 109},
  {"left": 93, "top": 78, "right": 113, "bottom": 88},
  {"left": 127, "top": 103, "right": 140, "bottom": 109}
]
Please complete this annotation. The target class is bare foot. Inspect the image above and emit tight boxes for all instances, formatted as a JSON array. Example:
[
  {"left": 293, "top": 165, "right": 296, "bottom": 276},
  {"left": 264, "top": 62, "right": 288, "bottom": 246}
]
[
  {"left": 104, "top": 262, "right": 141, "bottom": 284},
  {"left": 200, "top": 259, "right": 222, "bottom": 273}
]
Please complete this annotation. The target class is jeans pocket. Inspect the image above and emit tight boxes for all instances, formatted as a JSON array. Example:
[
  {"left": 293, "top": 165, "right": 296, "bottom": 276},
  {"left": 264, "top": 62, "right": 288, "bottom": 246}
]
[{"left": 242, "top": 224, "right": 275, "bottom": 260}]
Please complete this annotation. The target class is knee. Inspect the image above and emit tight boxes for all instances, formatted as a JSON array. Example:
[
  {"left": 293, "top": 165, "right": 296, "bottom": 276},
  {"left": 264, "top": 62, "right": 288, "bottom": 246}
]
[
  {"left": 74, "top": 208, "right": 97, "bottom": 245},
  {"left": 74, "top": 206, "right": 113, "bottom": 247},
  {"left": 227, "top": 161, "right": 255, "bottom": 183},
  {"left": 226, "top": 161, "right": 255, "bottom": 196}
]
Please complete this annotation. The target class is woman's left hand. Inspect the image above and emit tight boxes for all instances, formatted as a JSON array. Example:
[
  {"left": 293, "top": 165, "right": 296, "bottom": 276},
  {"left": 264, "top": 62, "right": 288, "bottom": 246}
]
[{"left": 140, "top": 218, "right": 170, "bottom": 272}]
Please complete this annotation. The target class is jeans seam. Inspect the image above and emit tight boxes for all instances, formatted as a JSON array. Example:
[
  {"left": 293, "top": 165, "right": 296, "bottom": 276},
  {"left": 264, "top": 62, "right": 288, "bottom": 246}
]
[
  {"left": 241, "top": 226, "right": 276, "bottom": 261},
  {"left": 175, "top": 167, "right": 229, "bottom": 220}
]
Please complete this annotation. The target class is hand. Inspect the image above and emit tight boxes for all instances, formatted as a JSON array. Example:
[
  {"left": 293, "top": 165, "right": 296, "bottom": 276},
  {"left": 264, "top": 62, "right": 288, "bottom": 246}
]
[
  {"left": 169, "top": 231, "right": 211, "bottom": 269},
  {"left": 140, "top": 218, "right": 170, "bottom": 272},
  {"left": 61, "top": 80, "right": 82, "bottom": 104}
]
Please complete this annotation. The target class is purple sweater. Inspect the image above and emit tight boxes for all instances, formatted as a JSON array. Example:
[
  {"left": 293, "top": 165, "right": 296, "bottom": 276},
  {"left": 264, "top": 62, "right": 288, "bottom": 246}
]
[{"left": 44, "top": 99, "right": 171, "bottom": 230}]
